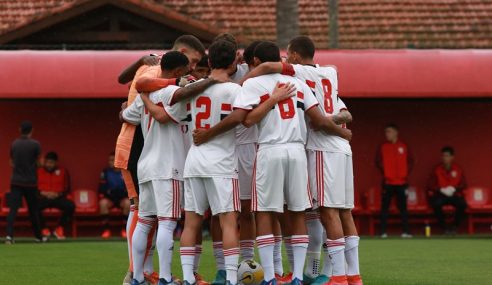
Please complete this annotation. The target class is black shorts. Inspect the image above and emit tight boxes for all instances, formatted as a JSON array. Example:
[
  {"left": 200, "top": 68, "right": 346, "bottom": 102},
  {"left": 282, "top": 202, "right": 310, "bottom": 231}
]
[{"left": 127, "top": 127, "right": 144, "bottom": 196}]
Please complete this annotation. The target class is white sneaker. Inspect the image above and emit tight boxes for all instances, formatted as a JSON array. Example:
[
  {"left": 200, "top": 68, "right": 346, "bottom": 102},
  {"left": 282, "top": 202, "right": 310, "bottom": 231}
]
[
  {"left": 5, "top": 236, "right": 14, "bottom": 244},
  {"left": 380, "top": 233, "right": 388, "bottom": 239},
  {"left": 401, "top": 233, "right": 413, "bottom": 238},
  {"left": 123, "top": 271, "right": 133, "bottom": 285}
]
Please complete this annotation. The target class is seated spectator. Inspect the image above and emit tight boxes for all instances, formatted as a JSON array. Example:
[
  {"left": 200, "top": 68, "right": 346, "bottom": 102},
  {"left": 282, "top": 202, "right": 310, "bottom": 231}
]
[
  {"left": 99, "top": 152, "right": 130, "bottom": 238},
  {"left": 427, "top": 146, "right": 467, "bottom": 234},
  {"left": 38, "top": 152, "right": 74, "bottom": 240}
]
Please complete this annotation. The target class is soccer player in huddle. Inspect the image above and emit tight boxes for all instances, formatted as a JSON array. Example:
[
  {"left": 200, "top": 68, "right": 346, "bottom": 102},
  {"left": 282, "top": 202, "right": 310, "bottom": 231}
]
[
  {"left": 121, "top": 51, "right": 227, "bottom": 285},
  {"left": 116, "top": 35, "right": 207, "bottom": 285},
  {"left": 193, "top": 41, "right": 350, "bottom": 285},
  {"left": 240, "top": 36, "right": 362, "bottom": 285}
]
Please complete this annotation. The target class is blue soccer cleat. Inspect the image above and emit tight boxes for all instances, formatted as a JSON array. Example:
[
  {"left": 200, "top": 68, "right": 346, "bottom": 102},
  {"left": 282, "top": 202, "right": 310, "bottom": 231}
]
[
  {"left": 287, "top": 278, "right": 303, "bottom": 285},
  {"left": 310, "top": 274, "right": 329, "bottom": 285},
  {"left": 131, "top": 279, "right": 150, "bottom": 285},
  {"left": 211, "top": 270, "right": 227, "bottom": 285},
  {"left": 260, "top": 278, "right": 278, "bottom": 285}
]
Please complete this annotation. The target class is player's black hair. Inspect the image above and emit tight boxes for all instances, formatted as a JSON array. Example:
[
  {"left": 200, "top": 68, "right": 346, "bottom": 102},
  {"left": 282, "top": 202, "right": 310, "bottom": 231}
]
[
  {"left": 20, "top": 120, "right": 32, "bottom": 135},
  {"left": 213, "top": 33, "right": 238, "bottom": 50},
  {"left": 441, "top": 146, "right": 455, "bottom": 155},
  {"left": 288, "top": 36, "right": 315, "bottom": 59},
  {"left": 385, "top": 123, "right": 399, "bottom": 131},
  {"left": 45, "top": 151, "right": 58, "bottom": 161},
  {"left": 196, "top": 54, "right": 210, "bottom": 68},
  {"left": 243, "top": 41, "right": 263, "bottom": 66},
  {"left": 254, "top": 41, "right": 281, "bottom": 63},
  {"left": 208, "top": 40, "right": 236, "bottom": 69},
  {"left": 173, "top": 35, "right": 206, "bottom": 56},
  {"left": 160, "top": 51, "right": 190, "bottom": 71}
]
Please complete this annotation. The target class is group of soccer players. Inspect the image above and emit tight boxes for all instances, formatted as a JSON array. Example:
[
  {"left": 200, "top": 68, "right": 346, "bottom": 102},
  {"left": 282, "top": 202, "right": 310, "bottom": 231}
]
[{"left": 114, "top": 33, "right": 363, "bottom": 285}]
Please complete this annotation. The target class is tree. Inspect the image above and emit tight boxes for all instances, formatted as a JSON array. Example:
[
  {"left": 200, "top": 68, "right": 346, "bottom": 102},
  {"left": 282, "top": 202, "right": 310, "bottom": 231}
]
[{"left": 276, "top": 0, "right": 299, "bottom": 48}]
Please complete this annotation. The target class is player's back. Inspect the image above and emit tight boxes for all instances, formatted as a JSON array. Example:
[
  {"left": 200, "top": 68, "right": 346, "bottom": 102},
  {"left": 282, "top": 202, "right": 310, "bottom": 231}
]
[
  {"left": 138, "top": 88, "right": 186, "bottom": 183},
  {"left": 184, "top": 82, "right": 242, "bottom": 178},
  {"left": 290, "top": 64, "right": 351, "bottom": 155},
  {"left": 239, "top": 73, "right": 318, "bottom": 145}
]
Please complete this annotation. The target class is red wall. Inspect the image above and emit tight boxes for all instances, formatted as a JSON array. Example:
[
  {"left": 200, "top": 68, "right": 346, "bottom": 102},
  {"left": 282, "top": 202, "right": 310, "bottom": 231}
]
[{"left": 1, "top": 98, "right": 492, "bottom": 202}]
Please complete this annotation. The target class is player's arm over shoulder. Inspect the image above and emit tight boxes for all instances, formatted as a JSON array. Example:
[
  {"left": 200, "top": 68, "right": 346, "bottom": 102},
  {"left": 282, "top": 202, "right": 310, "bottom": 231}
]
[{"left": 240, "top": 62, "right": 283, "bottom": 84}]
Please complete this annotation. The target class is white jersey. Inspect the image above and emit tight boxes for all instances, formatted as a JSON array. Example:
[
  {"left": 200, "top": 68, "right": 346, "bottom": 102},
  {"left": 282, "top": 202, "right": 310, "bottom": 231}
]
[
  {"left": 234, "top": 73, "right": 318, "bottom": 145},
  {"left": 283, "top": 63, "right": 352, "bottom": 155},
  {"left": 183, "top": 82, "right": 242, "bottom": 178},
  {"left": 231, "top": 63, "right": 258, "bottom": 145},
  {"left": 122, "top": 85, "right": 187, "bottom": 183},
  {"left": 180, "top": 102, "right": 192, "bottom": 154}
]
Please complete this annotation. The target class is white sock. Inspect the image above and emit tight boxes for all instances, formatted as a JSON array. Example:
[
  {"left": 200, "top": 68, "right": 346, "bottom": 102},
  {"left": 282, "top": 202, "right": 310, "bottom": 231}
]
[
  {"left": 321, "top": 240, "right": 332, "bottom": 277},
  {"left": 157, "top": 218, "right": 177, "bottom": 281},
  {"left": 291, "top": 235, "right": 309, "bottom": 281},
  {"left": 213, "top": 241, "right": 225, "bottom": 271},
  {"left": 327, "top": 238, "right": 346, "bottom": 277},
  {"left": 305, "top": 214, "right": 323, "bottom": 278},
  {"left": 126, "top": 205, "right": 135, "bottom": 264},
  {"left": 132, "top": 217, "right": 156, "bottom": 282},
  {"left": 283, "top": 236, "right": 294, "bottom": 272},
  {"left": 144, "top": 229, "right": 156, "bottom": 274},
  {"left": 257, "top": 235, "right": 275, "bottom": 281},
  {"left": 180, "top": 247, "right": 196, "bottom": 283},
  {"left": 194, "top": 244, "right": 203, "bottom": 273},
  {"left": 273, "top": 235, "right": 284, "bottom": 276},
  {"left": 345, "top": 236, "right": 360, "bottom": 276},
  {"left": 224, "top": 247, "right": 240, "bottom": 284},
  {"left": 240, "top": 240, "right": 255, "bottom": 260}
]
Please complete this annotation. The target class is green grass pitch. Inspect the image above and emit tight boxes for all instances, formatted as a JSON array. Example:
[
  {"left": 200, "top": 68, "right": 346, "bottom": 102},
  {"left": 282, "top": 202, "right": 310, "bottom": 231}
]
[{"left": 1, "top": 237, "right": 491, "bottom": 285}]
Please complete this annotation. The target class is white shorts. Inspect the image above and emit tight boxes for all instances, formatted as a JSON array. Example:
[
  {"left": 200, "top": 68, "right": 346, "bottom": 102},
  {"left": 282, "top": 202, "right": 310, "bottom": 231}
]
[
  {"left": 237, "top": 143, "right": 256, "bottom": 200},
  {"left": 252, "top": 144, "right": 312, "bottom": 213},
  {"left": 307, "top": 150, "right": 354, "bottom": 209},
  {"left": 184, "top": 177, "right": 241, "bottom": 216},
  {"left": 138, "top": 179, "right": 182, "bottom": 218}
]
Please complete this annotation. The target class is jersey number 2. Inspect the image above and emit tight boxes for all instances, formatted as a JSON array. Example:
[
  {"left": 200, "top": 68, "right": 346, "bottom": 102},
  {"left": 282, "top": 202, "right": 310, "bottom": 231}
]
[{"left": 195, "top": 96, "right": 211, "bottom": 129}]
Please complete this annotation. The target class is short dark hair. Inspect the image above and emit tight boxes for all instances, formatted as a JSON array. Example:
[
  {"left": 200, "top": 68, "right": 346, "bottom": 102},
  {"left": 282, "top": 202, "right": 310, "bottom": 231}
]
[
  {"left": 254, "top": 41, "right": 281, "bottom": 63},
  {"left": 45, "top": 151, "right": 58, "bottom": 161},
  {"left": 441, "top": 146, "right": 455, "bottom": 155},
  {"left": 196, "top": 54, "right": 210, "bottom": 68},
  {"left": 385, "top": 123, "right": 399, "bottom": 131},
  {"left": 20, "top": 120, "right": 32, "bottom": 135},
  {"left": 213, "top": 33, "right": 238, "bottom": 50},
  {"left": 243, "top": 41, "right": 262, "bottom": 66},
  {"left": 173, "top": 35, "right": 206, "bottom": 56},
  {"left": 288, "top": 36, "right": 315, "bottom": 59},
  {"left": 208, "top": 40, "right": 236, "bottom": 69},
  {"left": 160, "top": 51, "right": 189, "bottom": 71}
]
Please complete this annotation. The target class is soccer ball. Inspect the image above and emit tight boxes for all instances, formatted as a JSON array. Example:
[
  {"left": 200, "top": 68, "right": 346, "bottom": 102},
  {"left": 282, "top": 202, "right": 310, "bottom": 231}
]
[{"left": 237, "top": 259, "right": 264, "bottom": 285}]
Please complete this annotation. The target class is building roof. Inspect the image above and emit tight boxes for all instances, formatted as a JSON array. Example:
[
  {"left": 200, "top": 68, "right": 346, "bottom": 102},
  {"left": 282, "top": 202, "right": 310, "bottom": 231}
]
[
  {"left": 1, "top": 50, "right": 491, "bottom": 99},
  {"left": 1, "top": 0, "right": 491, "bottom": 49}
]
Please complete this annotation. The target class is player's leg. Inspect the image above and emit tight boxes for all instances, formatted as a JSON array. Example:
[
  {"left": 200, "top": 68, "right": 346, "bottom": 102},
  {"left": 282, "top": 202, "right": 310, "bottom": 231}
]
[
  {"left": 121, "top": 167, "right": 139, "bottom": 282},
  {"left": 451, "top": 196, "right": 467, "bottom": 233},
  {"left": 23, "top": 187, "right": 43, "bottom": 241},
  {"left": 340, "top": 156, "right": 362, "bottom": 285},
  {"left": 395, "top": 185, "right": 411, "bottom": 237},
  {"left": 304, "top": 210, "right": 323, "bottom": 283},
  {"left": 154, "top": 179, "right": 181, "bottom": 284},
  {"left": 131, "top": 182, "right": 157, "bottom": 284},
  {"left": 181, "top": 178, "right": 209, "bottom": 285},
  {"left": 273, "top": 217, "right": 285, "bottom": 278},
  {"left": 285, "top": 146, "right": 311, "bottom": 283},
  {"left": 54, "top": 197, "right": 75, "bottom": 239},
  {"left": 143, "top": 225, "right": 158, "bottom": 283},
  {"left": 99, "top": 197, "right": 114, "bottom": 238},
  {"left": 38, "top": 196, "right": 50, "bottom": 237},
  {"left": 315, "top": 152, "right": 348, "bottom": 285},
  {"left": 211, "top": 215, "right": 226, "bottom": 285},
  {"left": 237, "top": 143, "right": 256, "bottom": 261},
  {"left": 253, "top": 146, "right": 284, "bottom": 283},
  {"left": 380, "top": 185, "right": 393, "bottom": 237},
  {"left": 120, "top": 197, "right": 131, "bottom": 238},
  {"left": 208, "top": 177, "right": 241, "bottom": 285}
]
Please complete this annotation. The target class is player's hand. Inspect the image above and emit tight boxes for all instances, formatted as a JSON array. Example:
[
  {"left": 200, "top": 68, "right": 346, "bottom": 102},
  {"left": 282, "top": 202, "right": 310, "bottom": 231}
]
[
  {"left": 341, "top": 129, "right": 353, "bottom": 141},
  {"left": 140, "top": 54, "right": 160, "bottom": 66},
  {"left": 271, "top": 82, "right": 296, "bottom": 102},
  {"left": 121, "top": 101, "right": 128, "bottom": 110},
  {"left": 209, "top": 69, "right": 230, "bottom": 83},
  {"left": 193, "top": 128, "right": 211, "bottom": 145}
]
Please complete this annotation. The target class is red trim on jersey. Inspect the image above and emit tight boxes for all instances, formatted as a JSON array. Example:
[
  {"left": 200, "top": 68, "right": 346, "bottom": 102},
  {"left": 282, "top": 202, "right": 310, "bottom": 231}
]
[
  {"left": 340, "top": 108, "right": 348, "bottom": 112},
  {"left": 163, "top": 105, "right": 180, "bottom": 124},
  {"left": 305, "top": 80, "right": 316, "bottom": 89},
  {"left": 186, "top": 103, "right": 191, "bottom": 111},
  {"left": 233, "top": 107, "right": 252, "bottom": 111},
  {"left": 281, "top": 62, "right": 295, "bottom": 77},
  {"left": 221, "top": 103, "right": 232, "bottom": 112},
  {"left": 297, "top": 91, "right": 304, "bottom": 100},
  {"left": 306, "top": 103, "right": 320, "bottom": 112},
  {"left": 260, "top": 94, "right": 270, "bottom": 104}
]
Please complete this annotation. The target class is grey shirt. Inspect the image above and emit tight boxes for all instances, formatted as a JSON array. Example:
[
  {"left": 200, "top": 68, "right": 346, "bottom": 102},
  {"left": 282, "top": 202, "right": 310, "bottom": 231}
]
[{"left": 10, "top": 136, "right": 41, "bottom": 186}]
